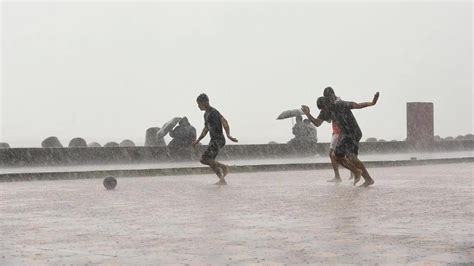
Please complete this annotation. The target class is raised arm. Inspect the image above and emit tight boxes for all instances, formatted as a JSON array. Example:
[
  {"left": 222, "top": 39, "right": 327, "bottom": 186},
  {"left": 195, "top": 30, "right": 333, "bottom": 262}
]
[
  {"left": 221, "top": 116, "right": 238, "bottom": 142},
  {"left": 352, "top": 92, "right": 379, "bottom": 109},
  {"left": 301, "top": 105, "right": 324, "bottom": 127},
  {"left": 169, "top": 126, "right": 178, "bottom": 138},
  {"left": 192, "top": 126, "right": 209, "bottom": 147}
]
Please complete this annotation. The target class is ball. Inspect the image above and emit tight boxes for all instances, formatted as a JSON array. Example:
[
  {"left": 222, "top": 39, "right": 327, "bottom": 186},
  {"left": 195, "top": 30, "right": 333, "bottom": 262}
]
[{"left": 103, "top": 176, "right": 117, "bottom": 190}]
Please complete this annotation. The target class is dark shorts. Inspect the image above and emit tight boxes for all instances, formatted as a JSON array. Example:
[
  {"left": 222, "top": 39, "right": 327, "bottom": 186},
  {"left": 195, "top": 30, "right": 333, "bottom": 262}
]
[
  {"left": 334, "top": 136, "right": 359, "bottom": 157},
  {"left": 201, "top": 138, "right": 225, "bottom": 161}
]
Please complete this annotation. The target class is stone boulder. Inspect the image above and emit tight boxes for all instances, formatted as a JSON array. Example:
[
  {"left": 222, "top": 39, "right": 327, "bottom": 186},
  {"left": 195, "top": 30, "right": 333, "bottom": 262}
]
[
  {"left": 88, "top": 142, "right": 101, "bottom": 147},
  {"left": 145, "top": 127, "right": 166, "bottom": 146},
  {"left": 0, "top": 142, "right": 10, "bottom": 149},
  {"left": 68, "top": 137, "right": 87, "bottom": 147},
  {"left": 104, "top": 142, "right": 120, "bottom": 148},
  {"left": 120, "top": 139, "right": 135, "bottom": 147},
  {"left": 41, "top": 136, "right": 63, "bottom": 148}
]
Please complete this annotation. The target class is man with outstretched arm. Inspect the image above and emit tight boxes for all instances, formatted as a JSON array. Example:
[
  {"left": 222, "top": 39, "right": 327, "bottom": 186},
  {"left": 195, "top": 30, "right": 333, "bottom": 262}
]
[
  {"left": 302, "top": 91, "right": 379, "bottom": 187},
  {"left": 192, "top": 93, "right": 238, "bottom": 185}
]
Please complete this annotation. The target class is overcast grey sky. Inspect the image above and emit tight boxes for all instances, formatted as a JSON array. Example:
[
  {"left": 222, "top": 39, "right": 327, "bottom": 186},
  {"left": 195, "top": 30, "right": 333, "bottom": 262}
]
[{"left": 1, "top": 1, "right": 472, "bottom": 147}]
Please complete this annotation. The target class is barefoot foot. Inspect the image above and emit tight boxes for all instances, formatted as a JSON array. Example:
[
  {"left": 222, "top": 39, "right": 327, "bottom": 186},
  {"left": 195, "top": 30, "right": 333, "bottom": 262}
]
[
  {"left": 327, "top": 177, "right": 342, "bottom": 183},
  {"left": 214, "top": 179, "right": 227, "bottom": 185},
  {"left": 359, "top": 178, "right": 374, "bottom": 187},
  {"left": 353, "top": 170, "right": 362, "bottom": 186},
  {"left": 221, "top": 165, "right": 229, "bottom": 178}
]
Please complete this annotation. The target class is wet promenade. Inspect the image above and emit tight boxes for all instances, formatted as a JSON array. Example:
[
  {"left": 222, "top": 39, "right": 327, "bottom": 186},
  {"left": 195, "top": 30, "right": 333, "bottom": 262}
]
[{"left": 1, "top": 162, "right": 473, "bottom": 264}]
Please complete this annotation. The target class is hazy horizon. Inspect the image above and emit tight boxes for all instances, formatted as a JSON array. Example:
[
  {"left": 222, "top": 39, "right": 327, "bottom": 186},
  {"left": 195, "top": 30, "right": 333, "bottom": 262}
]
[{"left": 1, "top": 1, "right": 472, "bottom": 147}]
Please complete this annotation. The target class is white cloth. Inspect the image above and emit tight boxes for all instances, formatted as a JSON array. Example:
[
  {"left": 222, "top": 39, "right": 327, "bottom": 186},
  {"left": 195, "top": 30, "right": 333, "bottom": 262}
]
[{"left": 329, "top": 133, "right": 340, "bottom": 150}]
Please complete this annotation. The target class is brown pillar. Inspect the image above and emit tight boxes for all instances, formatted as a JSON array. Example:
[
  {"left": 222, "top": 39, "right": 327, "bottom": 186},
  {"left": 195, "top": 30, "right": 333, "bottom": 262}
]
[{"left": 407, "top": 102, "right": 434, "bottom": 144}]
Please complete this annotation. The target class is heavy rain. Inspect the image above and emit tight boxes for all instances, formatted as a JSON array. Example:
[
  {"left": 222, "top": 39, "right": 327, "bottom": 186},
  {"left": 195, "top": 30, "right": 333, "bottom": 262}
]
[{"left": 1, "top": 1, "right": 472, "bottom": 265}]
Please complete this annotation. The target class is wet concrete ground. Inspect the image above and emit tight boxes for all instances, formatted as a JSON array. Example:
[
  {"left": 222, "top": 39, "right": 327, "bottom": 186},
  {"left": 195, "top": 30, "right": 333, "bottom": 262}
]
[{"left": 1, "top": 163, "right": 473, "bottom": 264}]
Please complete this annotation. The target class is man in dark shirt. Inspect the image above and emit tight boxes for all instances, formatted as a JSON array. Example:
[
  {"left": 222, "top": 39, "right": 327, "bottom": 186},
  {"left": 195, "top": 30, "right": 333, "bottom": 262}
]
[
  {"left": 301, "top": 91, "right": 379, "bottom": 187},
  {"left": 192, "top": 93, "right": 238, "bottom": 185}
]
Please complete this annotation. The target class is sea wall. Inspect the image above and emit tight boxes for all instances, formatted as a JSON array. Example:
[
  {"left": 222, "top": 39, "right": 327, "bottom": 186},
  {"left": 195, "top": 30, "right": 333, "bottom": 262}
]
[{"left": 0, "top": 140, "right": 472, "bottom": 167}]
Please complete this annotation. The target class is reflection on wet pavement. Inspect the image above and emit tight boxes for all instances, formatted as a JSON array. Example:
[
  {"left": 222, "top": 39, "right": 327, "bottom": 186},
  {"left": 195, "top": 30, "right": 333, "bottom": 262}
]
[{"left": 1, "top": 163, "right": 473, "bottom": 264}]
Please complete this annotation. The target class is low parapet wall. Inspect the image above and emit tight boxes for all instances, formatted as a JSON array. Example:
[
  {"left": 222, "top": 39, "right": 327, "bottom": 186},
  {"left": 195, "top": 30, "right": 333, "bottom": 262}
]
[{"left": 0, "top": 140, "right": 472, "bottom": 167}]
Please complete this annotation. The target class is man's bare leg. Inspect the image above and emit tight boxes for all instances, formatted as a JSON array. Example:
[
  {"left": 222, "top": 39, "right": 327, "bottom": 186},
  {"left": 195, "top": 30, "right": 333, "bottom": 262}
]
[
  {"left": 338, "top": 157, "right": 356, "bottom": 181},
  {"left": 200, "top": 158, "right": 227, "bottom": 185},
  {"left": 349, "top": 155, "right": 360, "bottom": 180},
  {"left": 347, "top": 155, "right": 374, "bottom": 187},
  {"left": 327, "top": 150, "right": 342, "bottom": 183},
  {"left": 335, "top": 155, "right": 363, "bottom": 185},
  {"left": 213, "top": 161, "right": 229, "bottom": 178}
]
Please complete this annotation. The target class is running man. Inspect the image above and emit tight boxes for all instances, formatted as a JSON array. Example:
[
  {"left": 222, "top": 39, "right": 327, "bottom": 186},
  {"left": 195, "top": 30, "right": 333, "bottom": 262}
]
[
  {"left": 302, "top": 91, "right": 379, "bottom": 187},
  {"left": 192, "top": 93, "right": 238, "bottom": 185},
  {"left": 323, "top": 87, "right": 354, "bottom": 183}
]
